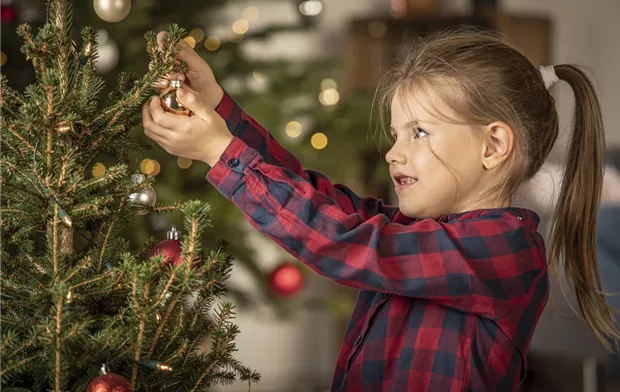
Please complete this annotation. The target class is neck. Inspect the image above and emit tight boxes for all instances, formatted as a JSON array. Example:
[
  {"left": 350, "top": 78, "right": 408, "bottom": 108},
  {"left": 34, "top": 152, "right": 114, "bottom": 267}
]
[{"left": 457, "top": 193, "right": 512, "bottom": 213}]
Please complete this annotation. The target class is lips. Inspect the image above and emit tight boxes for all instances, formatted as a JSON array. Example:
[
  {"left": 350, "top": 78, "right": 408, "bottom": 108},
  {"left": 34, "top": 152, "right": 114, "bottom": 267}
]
[{"left": 392, "top": 172, "right": 418, "bottom": 193}]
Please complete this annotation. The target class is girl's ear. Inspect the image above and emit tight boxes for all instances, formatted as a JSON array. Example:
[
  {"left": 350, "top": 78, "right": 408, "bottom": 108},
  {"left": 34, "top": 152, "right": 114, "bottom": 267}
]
[{"left": 481, "top": 121, "right": 514, "bottom": 170}]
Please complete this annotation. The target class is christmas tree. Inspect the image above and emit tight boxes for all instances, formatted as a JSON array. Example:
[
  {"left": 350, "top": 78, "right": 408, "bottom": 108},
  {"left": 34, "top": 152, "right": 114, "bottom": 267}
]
[
  {"left": 1, "top": 0, "right": 379, "bottom": 319},
  {"left": 0, "top": 0, "right": 260, "bottom": 389}
]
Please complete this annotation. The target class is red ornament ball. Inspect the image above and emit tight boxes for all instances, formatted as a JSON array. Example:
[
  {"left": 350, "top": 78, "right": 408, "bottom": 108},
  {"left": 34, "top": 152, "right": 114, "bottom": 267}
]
[
  {"left": 268, "top": 262, "right": 304, "bottom": 297},
  {"left": 85, "top": 373, "right": 133, "bottom": 392},
  {"left": 1, "top": 5, "right": 17, "bottom": 23},
  {"left": 150, "top": 238, "right": 183, "bottom": 266},
  {"left": 150, "top": 226, "right": 199, "bottom": 267}
]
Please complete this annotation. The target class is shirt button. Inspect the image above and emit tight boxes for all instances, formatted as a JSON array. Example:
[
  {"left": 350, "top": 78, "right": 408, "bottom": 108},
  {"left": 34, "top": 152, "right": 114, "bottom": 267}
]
[
  {"left": 516, "top": 215, "right": 523, "bottom": 221},
  {"left": 354, "top": 336, "right": 362, "bottom": 345},
  {"left": 228, "top": 158, "right": 240, "bottom": 168}
]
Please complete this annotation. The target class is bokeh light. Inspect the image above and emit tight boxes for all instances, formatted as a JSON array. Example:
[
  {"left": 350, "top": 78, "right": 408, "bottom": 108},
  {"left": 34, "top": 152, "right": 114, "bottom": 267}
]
[
  {"left": 92, "top": 163, "right": 106, "bottom": 177},
  {"left": 299, "top": 0, "right": 323, "bottom": 16},
  {"left": 232, "top": 19, "right": 249, "bottom": 35},
  {"left": 320, "top": 78, "right": 337, "bottom": 91},
  {"left": 228, "top": 31, "right": 243, "bottom": 43},
  {"left": 311, "top": 133, "right": 328, "bottom": 149},
  {"left": 183, "top": 36, "right": 196, "bottom": 49},
  {"left": 205, "top": 36, "right": 221, "bottom": 51},
  {"left": 285, "top": 121, "right": 303, "bottom": 138},
  {"left": 319, "top": 88, "right": 340, "bottom": 106},
  {"left": 368, "top": 21, "right": 387, "bottom": 38},
  {"left": 243, "top": 6, "right": 259, "bottom": 21},
  {"left": 189, "top": 28, "right": 205, "bottom": 43},
  {"left": 140, "top": 159, "right": 161, "bottom": 176},
  {"left": 177, "top": 157, "right": 193, "bottom": 169}
]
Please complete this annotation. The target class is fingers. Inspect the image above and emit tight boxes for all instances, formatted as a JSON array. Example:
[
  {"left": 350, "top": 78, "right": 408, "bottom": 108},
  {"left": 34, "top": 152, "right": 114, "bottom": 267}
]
[
  {"left": 151, "top": 72, "right": 185, "bottom": 91},
  {"left": 156, "top": 31, "right": 169, "bottom": 48},
  {"left": 148, "top": 96, "right": 187, "bottom": 130},
  {"left": 176, "top": 87, "right": 216, "bottom": 120},
  {"left": 142, "top": 98, "right": 175, "bottom": 143}
]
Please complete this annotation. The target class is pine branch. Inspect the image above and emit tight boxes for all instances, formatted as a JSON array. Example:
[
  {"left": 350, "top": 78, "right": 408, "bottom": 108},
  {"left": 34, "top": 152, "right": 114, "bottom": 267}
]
[
  {"left": 89, "top": 25, "right": 187, "bottom": 130},
  {"left": 49, "top": 0, "right": 74, "bottom": 99}
]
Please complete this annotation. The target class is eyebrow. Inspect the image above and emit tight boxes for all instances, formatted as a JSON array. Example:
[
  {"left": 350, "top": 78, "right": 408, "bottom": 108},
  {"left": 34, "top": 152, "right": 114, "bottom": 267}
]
[{"left": 389, "top": 120, "right": 434, "bottom": 132}]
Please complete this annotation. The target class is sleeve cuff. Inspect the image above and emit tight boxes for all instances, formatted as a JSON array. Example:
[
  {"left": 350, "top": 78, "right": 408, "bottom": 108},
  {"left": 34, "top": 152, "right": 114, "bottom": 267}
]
[
  {"left": 215, "top": 90, "right": 243, "bottom": 135},
  {"left": 206, "top": 137, "right": 261, "bottom": 199}
]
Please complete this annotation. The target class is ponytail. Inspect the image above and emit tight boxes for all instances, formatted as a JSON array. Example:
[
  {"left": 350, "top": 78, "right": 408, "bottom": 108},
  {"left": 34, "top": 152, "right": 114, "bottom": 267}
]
[{"left": 548, "top": 64, "right": 620, "bottom": 350}]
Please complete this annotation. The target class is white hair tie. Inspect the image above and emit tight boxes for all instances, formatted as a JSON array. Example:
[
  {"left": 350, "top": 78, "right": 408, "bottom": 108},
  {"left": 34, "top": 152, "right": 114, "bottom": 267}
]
[{"left": 539, "top": 65, "right": 559, "bottom": 89}]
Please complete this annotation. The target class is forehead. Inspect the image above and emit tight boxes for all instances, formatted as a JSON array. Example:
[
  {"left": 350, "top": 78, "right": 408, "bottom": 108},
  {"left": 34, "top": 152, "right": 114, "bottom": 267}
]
[{"left": 390, "top": 84, "right": 460, "bottom": 126}]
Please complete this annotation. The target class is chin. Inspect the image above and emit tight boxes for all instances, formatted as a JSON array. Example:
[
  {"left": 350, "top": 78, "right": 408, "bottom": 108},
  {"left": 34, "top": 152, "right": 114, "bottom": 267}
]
[{"left": 398, "top": 202, "right": 440, "bottom": 220}]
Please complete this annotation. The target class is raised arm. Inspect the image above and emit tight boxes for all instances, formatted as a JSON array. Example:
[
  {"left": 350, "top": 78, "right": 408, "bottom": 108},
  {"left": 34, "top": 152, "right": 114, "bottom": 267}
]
[{"left": 213, "top": 91, "right": 412, "bottom": 223}]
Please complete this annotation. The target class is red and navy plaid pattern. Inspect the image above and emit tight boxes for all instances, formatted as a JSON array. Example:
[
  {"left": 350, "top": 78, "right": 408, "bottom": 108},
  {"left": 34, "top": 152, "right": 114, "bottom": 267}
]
[{"left": 206, "top": 92, "right": 549, "bottom": 391}]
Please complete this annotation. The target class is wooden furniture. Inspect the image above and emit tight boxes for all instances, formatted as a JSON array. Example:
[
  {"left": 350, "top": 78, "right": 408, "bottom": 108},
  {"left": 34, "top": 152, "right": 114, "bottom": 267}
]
[{"left": 344, "top": 12, "right": 552, "bottom": 91}]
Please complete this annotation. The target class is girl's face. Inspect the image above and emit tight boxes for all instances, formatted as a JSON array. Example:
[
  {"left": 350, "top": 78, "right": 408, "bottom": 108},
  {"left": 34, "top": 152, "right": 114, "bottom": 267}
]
[{"left": 387, "top": 89, "right": 494, "bottom": 219}]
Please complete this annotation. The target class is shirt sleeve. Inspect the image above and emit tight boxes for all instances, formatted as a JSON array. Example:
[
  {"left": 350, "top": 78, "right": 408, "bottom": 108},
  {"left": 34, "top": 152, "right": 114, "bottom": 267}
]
[
  {"left": 215, "top": 91, "right": 413, "bottom": 224},
  {"left": 206, "top": 137, "right": 547, "bottom": 319}
]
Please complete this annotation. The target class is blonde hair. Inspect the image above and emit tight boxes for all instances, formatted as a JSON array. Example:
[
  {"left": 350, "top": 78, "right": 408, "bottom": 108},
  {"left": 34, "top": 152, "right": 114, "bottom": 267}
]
[{"left": 377, "top": 27, "right": 619, "bottom": 349}]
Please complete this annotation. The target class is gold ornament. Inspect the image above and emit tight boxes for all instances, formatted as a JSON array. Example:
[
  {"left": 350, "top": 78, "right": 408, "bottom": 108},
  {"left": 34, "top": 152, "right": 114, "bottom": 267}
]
[
  {"left": 159, "top": 80, "right": 191, "bottom": 116},
  {"left": 94, "top": 0, "right": 132, "bottom": 23}
]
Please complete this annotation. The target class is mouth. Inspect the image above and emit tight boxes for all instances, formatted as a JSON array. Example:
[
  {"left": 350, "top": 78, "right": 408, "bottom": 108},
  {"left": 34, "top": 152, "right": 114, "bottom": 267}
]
[{"left": 392, "top": 173, "right": 418, "bottom": 193}]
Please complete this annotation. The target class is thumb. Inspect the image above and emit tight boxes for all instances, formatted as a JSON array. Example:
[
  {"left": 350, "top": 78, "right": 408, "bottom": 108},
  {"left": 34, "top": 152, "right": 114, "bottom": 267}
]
[{"left": 177, "top": 86, "right": 215, "bottom": 120}]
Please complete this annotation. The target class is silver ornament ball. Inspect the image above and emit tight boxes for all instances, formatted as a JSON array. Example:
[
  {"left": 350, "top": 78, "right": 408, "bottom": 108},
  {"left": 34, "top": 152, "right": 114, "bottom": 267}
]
[
  {"left": 94, "top": 0, "right": 131, "bottom": 23},
  {"left": 128, "top": 176, "right": 156, "bottom": 215}
]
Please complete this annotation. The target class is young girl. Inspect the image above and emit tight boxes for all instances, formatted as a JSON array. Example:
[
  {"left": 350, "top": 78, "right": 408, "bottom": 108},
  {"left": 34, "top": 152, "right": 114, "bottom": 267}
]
[{"left": 142, "top": 29, "right": 620, "bottom": 391}]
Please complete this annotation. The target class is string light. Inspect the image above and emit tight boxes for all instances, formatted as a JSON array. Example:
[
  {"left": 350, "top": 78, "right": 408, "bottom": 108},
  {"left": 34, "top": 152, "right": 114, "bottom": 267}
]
[
  {"left": 0, "top": 52, "right": 6, "bottom": 66},
  {"left": 189, "top": 28, "right": 205, "bottom": 43},
  {"left": 177, "top": 157, "right": 192, "bottom": 169},
  {"left": 232, "top": 19, "right": 249, "bottom": 35},
  {"left": 183, "top": 36, "right": 196, "bottom": 49},
  {"left": 319, "top": 88, "right": 340, "bottom": 106},
  {"left": 285, "top": 121, "right": 302, "bottom": 138},
  {"left": 205, "top": 36, "right": 221, "bottom": 51},
  {"left": 243, "top": 6, "right": 259, "bottom": 21},
  {"left": 92, "top": 162, "right": 106, "bottom": 177},
  {"left": 311, "top": 133, "right": 328, "bottom": 149}
]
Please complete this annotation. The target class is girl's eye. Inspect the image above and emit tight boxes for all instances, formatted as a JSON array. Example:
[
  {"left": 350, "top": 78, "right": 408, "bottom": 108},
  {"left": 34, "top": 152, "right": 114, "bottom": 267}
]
[{"left": 413, "top": 128, "right": 429, "bottom": 138}]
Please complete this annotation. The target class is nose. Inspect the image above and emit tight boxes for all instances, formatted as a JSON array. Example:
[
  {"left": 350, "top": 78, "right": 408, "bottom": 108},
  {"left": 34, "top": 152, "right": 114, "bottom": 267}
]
[{"left": 385, "top": 141, "right": 407, "bottom": 165}]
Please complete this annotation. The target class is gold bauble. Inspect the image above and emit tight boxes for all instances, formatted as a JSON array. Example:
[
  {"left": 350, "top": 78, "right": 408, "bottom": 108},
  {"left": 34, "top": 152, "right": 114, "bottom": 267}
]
[
  {"left": 94, "top": 0, "right": 131, "bottom": 23},
  {"left": 159, "top": 80, "right": 191, "bottom": 116}
]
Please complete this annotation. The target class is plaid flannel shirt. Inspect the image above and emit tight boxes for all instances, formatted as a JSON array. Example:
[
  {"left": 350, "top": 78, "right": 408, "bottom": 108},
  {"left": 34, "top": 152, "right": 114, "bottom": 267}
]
[{"left": 206, "top": 92, "right": 549, "bottom": 391}]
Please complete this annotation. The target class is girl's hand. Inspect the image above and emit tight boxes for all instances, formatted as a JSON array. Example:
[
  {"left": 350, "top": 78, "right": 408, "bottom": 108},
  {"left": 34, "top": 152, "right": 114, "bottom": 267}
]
[
  {"left": 142, "top": 85, "right": 233, "bottom": 166},
  {"left": 150, "top": 31, "right": 224, "bottom": 111}
]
